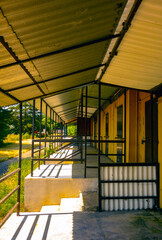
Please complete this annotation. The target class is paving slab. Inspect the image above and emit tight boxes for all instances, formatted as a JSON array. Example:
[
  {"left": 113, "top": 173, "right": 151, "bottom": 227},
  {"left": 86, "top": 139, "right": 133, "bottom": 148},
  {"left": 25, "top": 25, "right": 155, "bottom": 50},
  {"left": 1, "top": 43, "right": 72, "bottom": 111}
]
[{"left": 0, "top": 210, "right": 161, "bottom": 240}]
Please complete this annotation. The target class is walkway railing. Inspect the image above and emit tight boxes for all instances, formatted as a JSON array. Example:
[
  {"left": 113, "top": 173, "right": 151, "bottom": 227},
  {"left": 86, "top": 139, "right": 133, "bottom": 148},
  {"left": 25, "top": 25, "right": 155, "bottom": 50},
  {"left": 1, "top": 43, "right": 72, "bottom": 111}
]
[
  {"left": 0, "top": 168, "right": 20, "bottom": 228},
  {"left": 31, "top": 135, "right": 82, "bottom": 176}
]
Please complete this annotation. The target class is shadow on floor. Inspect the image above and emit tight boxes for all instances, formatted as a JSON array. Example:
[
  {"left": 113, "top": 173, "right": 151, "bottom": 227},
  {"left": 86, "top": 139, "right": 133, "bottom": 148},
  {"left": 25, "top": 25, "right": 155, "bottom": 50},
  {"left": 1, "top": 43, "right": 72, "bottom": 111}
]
[{"left": 1, "top": 210, "right": 161, "bottom": 240}]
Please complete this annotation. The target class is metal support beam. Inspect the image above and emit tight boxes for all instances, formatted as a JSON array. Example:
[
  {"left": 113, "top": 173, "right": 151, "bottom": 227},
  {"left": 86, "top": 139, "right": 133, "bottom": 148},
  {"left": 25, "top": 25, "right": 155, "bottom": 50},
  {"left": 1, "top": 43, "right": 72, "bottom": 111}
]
[
  {"left": 0, "top": 36, "right": 45, "bottom": 95},
  {"left": 52, "top": 110, "right": 54, "bottom": 149},
  {"left": 54, "top": 112, "right": 56, "bottom": 149},
  {"left": 124, "top": 89, "right": 126, "bottom": 163},
  {"left": 17, "top": 102, "right": 22, "bottom": 216},
  {"left": 56, "top": 114, "right": 58, "bottom": 149},
  {"left": 81, "top": 90, "right": 83, "bottom": 163},
  {"left": 84, "top": 87, "right": 88, "bottom": 178},
  {"left": 6, "top": 64, "right": 105, "bottom": 93},
  {"left": 151, "top": 93, "right": 154, "bottom": 162},
  {"left": 0, "top": 34, "right": 120, "bottom": 70},
  {"left": 50, "top": 108, "right": 52, "bottom": 139},
  {"left": 61, "top": 120, "right": 63, "bottom": 147},
  {"left": 39, "top": 98, "right": 42, "bottom": 168},
  {"left": 44, "top": 103, "right": 48, "bottom": 156},
  {"left": 98, "top": 0, "right": 143, "bottom": 82},
  {"left": 80, "top": 106, "right": 98, "bottom": 109},
  {"left": 22, "top": 80, "right": 96, "bottom": 102},
  {"left": 52, "top": 99, "right": 80, "bottom": 109},
  {"left": 98, "top": 81, "right": 101, "bottom": 212},
  {"left": 0, "top": 86, "right": 19, "bottom": 103},
  {"left": 31, "top": 100, "right": 35, "bottom": 177},
  {"left": 83, "top": 95, "right": 108, "bottom": 101}
]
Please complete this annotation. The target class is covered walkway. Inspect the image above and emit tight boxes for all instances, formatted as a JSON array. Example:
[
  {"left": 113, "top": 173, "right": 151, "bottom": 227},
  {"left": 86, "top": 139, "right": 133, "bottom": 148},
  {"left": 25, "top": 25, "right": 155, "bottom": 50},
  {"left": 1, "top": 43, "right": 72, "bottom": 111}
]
[
  {"left": 0, "top": 210, "right": 162, "bottom": 240},
  {"left": 30, "top": 145, "right": 113, "bottom": 178},
  {"left": 0, "top": 0, "right": 162, "bottom": 236}
]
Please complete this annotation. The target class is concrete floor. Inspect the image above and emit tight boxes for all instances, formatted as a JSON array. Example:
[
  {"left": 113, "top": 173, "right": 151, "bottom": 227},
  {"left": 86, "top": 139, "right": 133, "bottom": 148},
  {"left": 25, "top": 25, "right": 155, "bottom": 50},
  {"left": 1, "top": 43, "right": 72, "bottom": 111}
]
[
  {"left": 31, "top": 145, "right": 113, "bottom": 178},
  {"left": 0, "top": 210, "right": 161, "bottom": 240}
]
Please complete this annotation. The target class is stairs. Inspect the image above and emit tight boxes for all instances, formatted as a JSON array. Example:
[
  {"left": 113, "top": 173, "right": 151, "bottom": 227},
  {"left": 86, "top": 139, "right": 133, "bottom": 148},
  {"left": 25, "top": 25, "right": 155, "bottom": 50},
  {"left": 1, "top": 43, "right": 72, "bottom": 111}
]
[
  {"left": 0, "top": 193, "right": 85, "bottom": 240},
  {"left": 0, "top": 191, "right": 98, "bottom": 240},
  {"left": 40, "top": 192, "right": 84, "bottom": 213}
]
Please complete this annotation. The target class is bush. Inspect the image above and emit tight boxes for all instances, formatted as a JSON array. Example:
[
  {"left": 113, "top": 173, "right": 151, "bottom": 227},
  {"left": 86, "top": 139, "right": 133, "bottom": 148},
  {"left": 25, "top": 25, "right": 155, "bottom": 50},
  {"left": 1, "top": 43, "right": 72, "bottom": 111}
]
[
  {"left": 0, "top": 107, "right": 12, "bottom": 146},
  {"left": 5, "top": 133, "right": 19, "bottom": 142},
  {"left": 5, "top": 133, "right": 32, "bottom": 143},
  {"left": 67, "top": 125, "right": 77, "bottom": 136},
  {"left": 22, "top": 132, "right": 31, "bottom": 140}
]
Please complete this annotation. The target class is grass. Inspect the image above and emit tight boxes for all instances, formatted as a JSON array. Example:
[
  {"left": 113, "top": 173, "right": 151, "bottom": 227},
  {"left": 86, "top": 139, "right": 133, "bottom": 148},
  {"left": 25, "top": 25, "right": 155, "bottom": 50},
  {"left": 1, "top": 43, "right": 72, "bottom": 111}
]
[
  {"left": 0, "top": 158, "right": 38, "bottom": 222},
  {"left": 0, "top": 138, "right": 40, "bottom": 163}
]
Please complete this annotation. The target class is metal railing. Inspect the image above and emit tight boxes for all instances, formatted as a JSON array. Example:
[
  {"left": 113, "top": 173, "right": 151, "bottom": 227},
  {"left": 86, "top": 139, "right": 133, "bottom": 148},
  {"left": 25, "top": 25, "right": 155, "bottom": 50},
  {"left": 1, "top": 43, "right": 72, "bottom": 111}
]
[
  {"left": 31, "top": 135, "right": 82, "bottom": 176},
  {"left": 0, "top": 168, "right": 20, "bottom": 228}
]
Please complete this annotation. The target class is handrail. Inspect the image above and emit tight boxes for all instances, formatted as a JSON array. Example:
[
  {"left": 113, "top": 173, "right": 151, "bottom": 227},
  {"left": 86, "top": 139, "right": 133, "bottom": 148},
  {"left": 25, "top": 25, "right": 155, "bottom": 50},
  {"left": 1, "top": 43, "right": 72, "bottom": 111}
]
[
  {"left": 0, "top": 168, "right": 20, "bottom": 228},
  {"left": 33, "top": 161, "right": 39, "bottom": 166},
  {"left": 0, "top": 168, "right": 20, "bottom": 183},
  {"left": 33, "top": 147, "right": 45, "bottom": 154},
  {"left": 0, "top": 186, "right": 19, "bottom": 205},
  {"left": 33, "top": 139, "right": 125, "bottom": 143},
  {"left": 0, "top": 202, "right": 19, "bottom": 228}
]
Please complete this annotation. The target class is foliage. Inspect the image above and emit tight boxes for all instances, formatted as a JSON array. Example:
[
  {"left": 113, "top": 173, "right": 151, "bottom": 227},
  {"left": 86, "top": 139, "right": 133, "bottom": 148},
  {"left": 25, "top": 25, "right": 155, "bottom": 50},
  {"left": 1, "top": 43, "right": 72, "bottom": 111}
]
[
  {"left": 22, "top": 132, "right": 32, "bottom": 140},
  {"left": 67, "top": 124, "right": 77, "bottom": 136},
  {"left": 0, "top": 101, "right": 59, "bottom": 145},
  {"left": 9, "top": 102, "right": 41, "bottom": 135},
  {"left": 8, "top": 102, "right": 58, "bottom": 135},
  {"left": 5, "top": 133, "right": 32, "bottom": 142},
  {"left": 0, "top": 107, "right": 12, "bottom": 146},
  {"left": 5, "top": 133, "right": 19, "bottom": 142}
]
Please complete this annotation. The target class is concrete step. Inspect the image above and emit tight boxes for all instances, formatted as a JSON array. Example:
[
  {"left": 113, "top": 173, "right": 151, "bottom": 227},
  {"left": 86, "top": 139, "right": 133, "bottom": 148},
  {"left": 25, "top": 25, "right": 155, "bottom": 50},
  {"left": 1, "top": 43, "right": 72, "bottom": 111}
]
[
  {"left": 41, "top": 205, "right": 60, "bottom": 213},
  {"left": 60, "top": 193, "right": 83, "bottom": 212},
  {"left": 40, "top": 193, "right": 83, "bottom": 214}
]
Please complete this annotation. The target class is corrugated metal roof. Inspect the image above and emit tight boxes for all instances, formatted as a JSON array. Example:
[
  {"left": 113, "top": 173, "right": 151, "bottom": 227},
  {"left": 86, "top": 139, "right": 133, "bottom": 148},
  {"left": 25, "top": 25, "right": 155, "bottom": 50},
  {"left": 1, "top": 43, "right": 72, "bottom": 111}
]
[
  {"left": 0, "top": 0, "right": 127, "bottom": 121},
  {"left": 101, "top": 0, "right": 162, "bottom": 90}
]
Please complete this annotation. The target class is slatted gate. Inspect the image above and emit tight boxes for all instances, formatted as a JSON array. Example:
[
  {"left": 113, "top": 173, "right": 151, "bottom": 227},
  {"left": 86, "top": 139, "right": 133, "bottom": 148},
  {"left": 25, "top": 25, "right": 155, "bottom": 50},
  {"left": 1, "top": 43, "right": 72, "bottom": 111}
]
[{"left": 100, "top": 163, "right": 159, "bottom": 211}]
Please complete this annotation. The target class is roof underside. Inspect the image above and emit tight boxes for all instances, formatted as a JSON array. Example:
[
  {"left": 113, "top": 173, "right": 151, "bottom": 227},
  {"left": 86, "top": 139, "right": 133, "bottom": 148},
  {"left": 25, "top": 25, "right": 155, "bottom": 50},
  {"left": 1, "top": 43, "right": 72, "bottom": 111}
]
[
  {"left": 0, "top": 0, "right": 161, "bottom": 121},
  {"left": 101, "top": 0, "right": 162, "bottom": 90}
]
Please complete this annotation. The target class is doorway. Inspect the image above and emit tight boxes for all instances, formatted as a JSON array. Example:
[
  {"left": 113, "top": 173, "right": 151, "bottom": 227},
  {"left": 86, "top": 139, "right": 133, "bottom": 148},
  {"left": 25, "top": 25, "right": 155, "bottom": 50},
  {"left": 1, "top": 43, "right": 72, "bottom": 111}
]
[{"left": 145, "top": 98, "right": 158, "bottom": 163}]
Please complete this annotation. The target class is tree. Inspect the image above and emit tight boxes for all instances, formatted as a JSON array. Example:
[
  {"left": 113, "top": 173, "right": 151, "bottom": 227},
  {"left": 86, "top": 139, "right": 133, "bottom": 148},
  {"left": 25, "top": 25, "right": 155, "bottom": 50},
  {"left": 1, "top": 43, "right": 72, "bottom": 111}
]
[
  {"left": 9, "top": 102, "right": 41, "bottom": 134},
  {"left": 0, "top": 107, "right": 12, "bottom": 146}
]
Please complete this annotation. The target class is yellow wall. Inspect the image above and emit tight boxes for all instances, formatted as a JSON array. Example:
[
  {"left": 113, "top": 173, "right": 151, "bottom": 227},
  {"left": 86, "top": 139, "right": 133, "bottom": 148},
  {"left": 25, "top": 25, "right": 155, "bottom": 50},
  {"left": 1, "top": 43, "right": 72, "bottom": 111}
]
[
  {"left": 100, "top": 93, "right": 125, "bottom": 162},
  {"left": 127, "top": 90, "right": 138, "bottom": 162},
  {"left": 90, "top": 90, "right": 162, "bottom": 207},
  {"left": 137, "top": 92, "right": 151, "bottom": 162},
  {"left": 158, "top": 97, "right": 162, "bottom": 208},
  {"left": 90, "top": 90, "right": 159, "bottom": 163}
]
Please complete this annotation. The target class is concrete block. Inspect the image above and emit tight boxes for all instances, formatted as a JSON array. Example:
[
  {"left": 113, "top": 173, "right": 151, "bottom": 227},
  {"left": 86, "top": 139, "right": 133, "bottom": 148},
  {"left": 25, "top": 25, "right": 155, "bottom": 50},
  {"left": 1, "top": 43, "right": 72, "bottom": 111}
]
[{"left": 25, "top": 176, "right": 98, "bottom": 211}]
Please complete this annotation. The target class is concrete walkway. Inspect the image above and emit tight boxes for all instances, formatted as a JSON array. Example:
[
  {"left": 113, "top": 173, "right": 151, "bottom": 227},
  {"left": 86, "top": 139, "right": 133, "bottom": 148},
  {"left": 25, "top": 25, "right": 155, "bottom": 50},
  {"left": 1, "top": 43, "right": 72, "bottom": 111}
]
[{"left": 0, "top": 210, "right": 161, "bottom": 240}]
